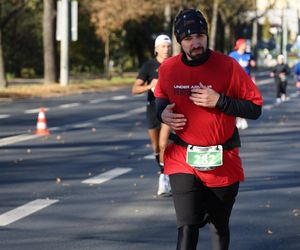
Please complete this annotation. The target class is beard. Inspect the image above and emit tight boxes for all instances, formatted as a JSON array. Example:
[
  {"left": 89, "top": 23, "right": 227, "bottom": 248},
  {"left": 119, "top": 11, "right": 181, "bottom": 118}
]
[{"left": 186, "top": 47, "right": 205, "bottom": 60}]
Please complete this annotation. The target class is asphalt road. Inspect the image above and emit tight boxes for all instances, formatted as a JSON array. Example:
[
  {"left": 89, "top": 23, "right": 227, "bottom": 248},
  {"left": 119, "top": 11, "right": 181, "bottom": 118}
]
[{"left": 0, "top": 73, "right": 299, "bottom": 250}]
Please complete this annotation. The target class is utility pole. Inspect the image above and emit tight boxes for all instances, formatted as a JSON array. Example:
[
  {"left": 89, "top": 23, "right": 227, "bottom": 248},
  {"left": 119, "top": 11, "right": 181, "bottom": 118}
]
[
  {"left": 251, "top": 0, "right": 258, "bottom": 59},
  {"left": 59, "top": 0, "right": 69, "bottom": 86},
  {"left": 282, "top": 4, "right": 288, "bottom": 62}
]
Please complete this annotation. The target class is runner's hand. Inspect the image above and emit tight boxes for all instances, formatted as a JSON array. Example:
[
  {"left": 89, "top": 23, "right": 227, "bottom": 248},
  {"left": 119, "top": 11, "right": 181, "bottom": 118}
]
[
  {"left": 150, "top": 79, "right": 158, "bottom": 92},
  {"left": 189, "top": 84, "right": 220, "bottom": 108},
  {"left": 161, "top": 103, "right": 186, "bottom": 130}
]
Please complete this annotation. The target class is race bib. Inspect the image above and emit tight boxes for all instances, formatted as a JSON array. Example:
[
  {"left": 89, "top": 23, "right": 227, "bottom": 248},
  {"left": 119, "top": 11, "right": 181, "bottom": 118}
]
[{"left": 186, "top": 145, "right": 223, "bottom": 171}]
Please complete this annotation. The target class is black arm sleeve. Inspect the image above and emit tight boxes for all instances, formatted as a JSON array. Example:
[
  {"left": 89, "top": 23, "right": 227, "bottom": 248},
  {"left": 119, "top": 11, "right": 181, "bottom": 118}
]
[
  {"left": 155, "top": 98, "right": 170, "bottom": 123},
  {"left": 216, "top": 93, "right": 262, "bottom": 119}
]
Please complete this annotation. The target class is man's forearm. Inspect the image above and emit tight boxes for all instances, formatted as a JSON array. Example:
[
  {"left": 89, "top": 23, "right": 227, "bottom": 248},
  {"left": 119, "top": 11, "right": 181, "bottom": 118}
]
[
  {"left": 155, "top": 98, "right": 170, "bottom": 123},
  {"left": 216, "top": 93, "right": 262, "bottom": 119}
]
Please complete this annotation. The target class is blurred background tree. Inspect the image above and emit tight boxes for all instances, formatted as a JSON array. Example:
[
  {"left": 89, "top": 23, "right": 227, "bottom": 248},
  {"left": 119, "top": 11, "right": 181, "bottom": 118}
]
[
  {"left": 0, "top": 0, "right": 29, "bottom": 88},
  {"left": 0, "top": 0, "right": 280, "bottom": 88}
]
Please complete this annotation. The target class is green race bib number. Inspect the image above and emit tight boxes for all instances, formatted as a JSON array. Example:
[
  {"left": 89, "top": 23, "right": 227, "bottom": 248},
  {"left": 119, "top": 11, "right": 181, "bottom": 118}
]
[{"left": 186, "top": 145, "right": 223, "bottom": 171}]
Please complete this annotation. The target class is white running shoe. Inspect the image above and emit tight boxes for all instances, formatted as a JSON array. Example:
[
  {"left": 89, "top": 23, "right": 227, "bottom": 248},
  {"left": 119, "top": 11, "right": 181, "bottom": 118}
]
[
  {"left": 157, "top": 174, "right": 171, "bottom": 196},
  {"left": 236, "top": 117, "right": 248, "bottom": 130},
  {"left": 276, "top": 98, "right": 282, "bottom": 104},
  {"left": 240, "top": 118, "right": 248, "bottom": 130},
  {"left": 236, "top": 118, "right": 242, "bottom": 129}
]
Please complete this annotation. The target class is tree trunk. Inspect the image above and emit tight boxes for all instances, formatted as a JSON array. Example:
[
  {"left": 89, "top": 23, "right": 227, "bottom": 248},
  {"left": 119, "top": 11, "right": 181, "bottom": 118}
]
[
  {"left": 172, "top": 5, "right": 181, "bottom": 56},
  {"left": 43, "top": 0, "right": 57, "bottom": 84},
  {"left": 209, "top": 0, "right": 219, "bottom": 50},
  {"left": 224, "top": 24, "right": 231, "bottom": 54},
  {"left": 104, "top": 34, "right": 111, "bottom": 79},
  {"left": 172, "top": 26, "right": 181, "bottom": 56},
  {"left": 164, "top": 3, "right": 171, "bottom": 34},
  {"left": 0, "top": 29, "right": 7, "bottom": 88}
]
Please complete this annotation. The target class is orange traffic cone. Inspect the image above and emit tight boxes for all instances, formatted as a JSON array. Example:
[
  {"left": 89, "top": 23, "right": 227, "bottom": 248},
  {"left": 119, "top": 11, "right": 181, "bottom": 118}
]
[{"left": 35, "top": 107, "right": 50, "bottom": 135}]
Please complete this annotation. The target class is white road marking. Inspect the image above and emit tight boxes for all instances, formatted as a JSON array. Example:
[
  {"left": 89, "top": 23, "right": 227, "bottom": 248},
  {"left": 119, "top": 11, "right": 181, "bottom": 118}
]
[
  {"left": 255, "top": 71, "right": 269, "bottom": 77},
  {"left": 25, "top": 108, "right": 50, "bottom": 114},
  {"left": 72, "top": 122, "right": 93, "bottom": 128},
  {"left": 144, "top": 154, "right": 155, "bottom": 160},
  {"left": 0, "top": 106, "right": 144, "bottom": 146},
  {"left": 97, "top": 107, "right": 145, "bottom": 122},
  {"left": 111, "top": 95, "right": 128, "bottom": 100},
  {"left": 256, "top": 78, "right": 272, "bottom": 86},
  {"left": 89, "top": 98, "right": 107, "bottom": 104},
  {"left": 0, "top": 114, "right": 10, "bottom": 119},
  {"left": 59, "top": 103, "right": 80, "bottom": 108},
  {"left": 289, "top": 92, "right": 298, "bottom": 98},
  {"left": 82, "top": 167, "right": 132, "bottom": 185},
  {"left": 0, "top": 134, "right": 41, "bottom": 147},
  {"left": 263, "top": 104, "right": 273, "bottom": 110},
  {"left": 49, "top": 126, "right": 60, "bottom": 131},
  {"left": 0, "top": 199, "right": 58, "bottom": 227},
  {"left": 97, "top": 113, "right": 128, "bottom": 121}
]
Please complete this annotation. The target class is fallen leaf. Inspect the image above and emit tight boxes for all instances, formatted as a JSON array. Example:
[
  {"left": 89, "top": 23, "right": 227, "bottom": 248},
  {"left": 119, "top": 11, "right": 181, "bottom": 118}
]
[{"left": 292, "top": 209, "right": 299, "bottom": 216}]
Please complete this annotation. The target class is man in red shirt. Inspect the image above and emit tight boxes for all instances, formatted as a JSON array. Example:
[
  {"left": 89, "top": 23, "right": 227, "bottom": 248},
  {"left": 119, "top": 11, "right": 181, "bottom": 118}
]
[{"left": 154, "top": 9, "right": 263, "bottom": 250}]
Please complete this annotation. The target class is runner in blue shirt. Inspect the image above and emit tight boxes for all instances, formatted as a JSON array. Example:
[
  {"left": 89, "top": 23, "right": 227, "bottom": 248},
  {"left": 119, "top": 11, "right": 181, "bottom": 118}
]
[
  {"left": 229, "top": 39, "right": 256, "bottom": 76},
  {"left": 229, "top": 38, "right": 256, "bottom": 130},
  {"left": 294, "top": 61, "right": 300, "bottom": 94}
]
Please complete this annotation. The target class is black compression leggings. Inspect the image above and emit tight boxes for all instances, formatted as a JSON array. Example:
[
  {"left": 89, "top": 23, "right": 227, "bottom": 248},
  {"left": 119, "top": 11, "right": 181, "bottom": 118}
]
[
  {"left": 176, "top": 223, "right": 229, "bottom": 250},
  {"left": 170, "top": 174, "right": 239, "bottom": 250},
  {"left": 177, "top": 225, "right": 199, "bottom": 250}
]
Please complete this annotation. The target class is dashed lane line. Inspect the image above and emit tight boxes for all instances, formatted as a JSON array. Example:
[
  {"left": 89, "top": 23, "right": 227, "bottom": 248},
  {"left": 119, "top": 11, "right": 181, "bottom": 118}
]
[
  {"left": 89, "top": 98, "right": 107, "bottom": 104},
  {"left": 255, "top": 78, "right": 272, "bottom": 86},
  {"left": 0, "top": 114, "right": 10, "bottom": 119},
  {"left": 144, "top": 154, "right": 155, "bottom": 160},
  {"left": 97, "top": 107, "right": 145, "bottom": 122},
  {"left": 22, "top": 95, "right": 132, "bottom": 115},
  {"left": 72, "top": 122, "right": 94, "bottom": 129},
  {"left": 24, "top": 107, "right": 50, "bottom": 114},
  {"left": 58, "top": 103, "right": 80, "bottom": 109},
  {"left": 0, "top": 199, "right": 58, "bottom": 227},
  {"left": 82, "top": 167, "right": 132, "bottom": 185},
  {"left": 111, "top": 95, "right": 128, "bottom": 100},
  {"left": 0, "top": 107, "right": 145, "bottom": 146},
  {"left": 0, "top": 168, "right": 132, "bottom": 227},
  {"left": 0, "top": 134, "right": 41, "bottom": 147}
]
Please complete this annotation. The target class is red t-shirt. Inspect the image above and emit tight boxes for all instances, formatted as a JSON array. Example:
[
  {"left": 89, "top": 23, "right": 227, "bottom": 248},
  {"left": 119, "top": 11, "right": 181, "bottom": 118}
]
[{"left": 154, "top": 51, "right": 263, "bottom": 187}]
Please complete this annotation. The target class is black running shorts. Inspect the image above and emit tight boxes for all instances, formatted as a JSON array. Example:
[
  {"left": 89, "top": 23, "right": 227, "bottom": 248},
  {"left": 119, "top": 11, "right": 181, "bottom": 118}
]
[
  {"left": 169, "top": 173, "right": 239, "bottom": 228},
  {"left": 146, "top": 101, "right": 160, "bottom": 129}
]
